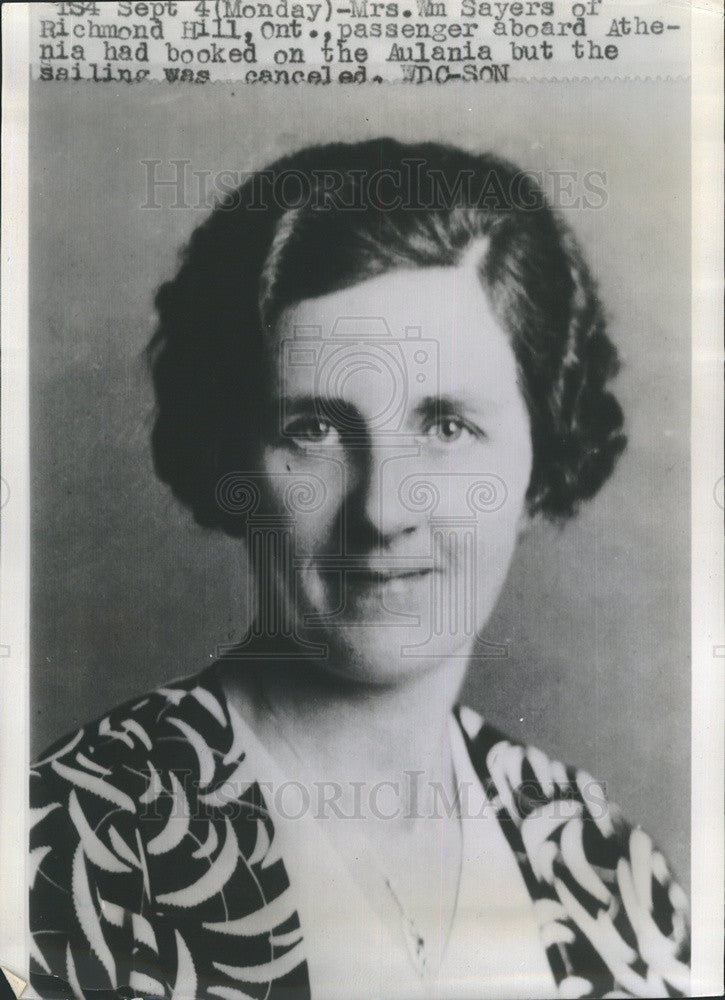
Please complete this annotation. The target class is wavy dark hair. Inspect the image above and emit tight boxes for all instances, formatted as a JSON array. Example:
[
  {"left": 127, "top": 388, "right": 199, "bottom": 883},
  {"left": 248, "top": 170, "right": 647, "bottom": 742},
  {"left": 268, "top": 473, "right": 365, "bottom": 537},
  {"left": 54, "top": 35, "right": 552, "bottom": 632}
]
[{"left": 148, "top": 139, "right": 626, "bottom": 534}]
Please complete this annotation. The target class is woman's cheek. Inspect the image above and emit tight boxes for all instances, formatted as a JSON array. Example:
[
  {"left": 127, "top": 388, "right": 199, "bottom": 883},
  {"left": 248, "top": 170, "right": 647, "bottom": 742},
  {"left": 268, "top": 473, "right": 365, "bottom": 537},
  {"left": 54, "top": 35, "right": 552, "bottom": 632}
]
[
  {"left": 293, "top": 502, "right": 339, "bottom": 557},
  {"left": 265, "top": 453, "right": 344, "bottom": 556}
]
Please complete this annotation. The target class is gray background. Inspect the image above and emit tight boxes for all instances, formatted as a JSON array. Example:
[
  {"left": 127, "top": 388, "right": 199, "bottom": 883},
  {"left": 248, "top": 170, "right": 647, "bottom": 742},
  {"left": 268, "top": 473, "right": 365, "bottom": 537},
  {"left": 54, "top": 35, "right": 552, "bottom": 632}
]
[{"left": 30, "top": 79, "right": 690, "bottom": 887}]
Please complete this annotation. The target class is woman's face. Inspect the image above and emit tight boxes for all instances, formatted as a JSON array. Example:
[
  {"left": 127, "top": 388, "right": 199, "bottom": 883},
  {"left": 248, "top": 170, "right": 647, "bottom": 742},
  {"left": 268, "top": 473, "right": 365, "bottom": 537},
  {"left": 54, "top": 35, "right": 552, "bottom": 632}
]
[{"left": 257, "top": 263, "right": 533, "bottom": 685}]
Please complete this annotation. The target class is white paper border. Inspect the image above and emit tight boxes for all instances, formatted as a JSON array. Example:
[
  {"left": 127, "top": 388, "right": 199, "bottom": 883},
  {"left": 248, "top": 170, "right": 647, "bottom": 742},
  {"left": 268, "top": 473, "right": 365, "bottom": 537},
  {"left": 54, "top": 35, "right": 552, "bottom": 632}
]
[
  {"left": 0, "top": 0, "right": 30, "bottom": 987},
  {"left": 690, "top": 0, "right": 724, "bottom": 995}
]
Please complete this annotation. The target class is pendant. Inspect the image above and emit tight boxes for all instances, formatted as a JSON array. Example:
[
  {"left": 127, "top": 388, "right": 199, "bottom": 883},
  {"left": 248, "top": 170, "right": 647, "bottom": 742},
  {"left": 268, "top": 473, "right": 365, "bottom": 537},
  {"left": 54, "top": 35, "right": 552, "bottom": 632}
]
[
  {"left": 402, "top": 917, "right": 428, "bottom": 979},
  {"left": 384, "top": 876, "right": 429, "bottom": 979}
]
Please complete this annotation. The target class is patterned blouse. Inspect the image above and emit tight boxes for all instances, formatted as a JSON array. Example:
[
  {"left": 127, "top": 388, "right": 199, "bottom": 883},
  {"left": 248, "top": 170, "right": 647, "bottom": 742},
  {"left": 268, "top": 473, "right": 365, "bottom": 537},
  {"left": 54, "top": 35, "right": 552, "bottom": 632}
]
[{"left": 30, "top": 663, "right": 690, "bottom": 1000}]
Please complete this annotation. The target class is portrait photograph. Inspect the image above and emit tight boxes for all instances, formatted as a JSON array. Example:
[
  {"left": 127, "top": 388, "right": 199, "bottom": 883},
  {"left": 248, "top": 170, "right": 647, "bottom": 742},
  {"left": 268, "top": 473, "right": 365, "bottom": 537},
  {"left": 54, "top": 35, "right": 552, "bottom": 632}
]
[{"left": 1, "top": 3, "right": 722, "bottom": 999}]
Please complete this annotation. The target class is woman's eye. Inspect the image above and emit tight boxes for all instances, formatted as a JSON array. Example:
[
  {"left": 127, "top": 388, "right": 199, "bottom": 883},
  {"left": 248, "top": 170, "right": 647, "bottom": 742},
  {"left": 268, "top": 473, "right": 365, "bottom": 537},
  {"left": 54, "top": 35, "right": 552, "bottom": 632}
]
[
  {"left": 426, "top": 416, "right": 478, "bottom": 444},
  {"left": 285, "top": 417, "right": 339, "bottom": 446}
]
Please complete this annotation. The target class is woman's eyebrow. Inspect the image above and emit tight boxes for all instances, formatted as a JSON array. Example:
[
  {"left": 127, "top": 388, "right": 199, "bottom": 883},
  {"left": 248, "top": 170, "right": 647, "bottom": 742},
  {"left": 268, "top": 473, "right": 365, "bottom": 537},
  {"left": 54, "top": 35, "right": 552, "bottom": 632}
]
[
  {"left": 412, "top": 394, "right": 482, "bottom": 418},
  {"left": 276, "top": 395, "right": 363, "bottom": 424},
  {"left": 277, "top": 394, "right": 347, "bottom": 410},
  {"left": 274, "top": 393, "right": 316, "bottom": 409}
]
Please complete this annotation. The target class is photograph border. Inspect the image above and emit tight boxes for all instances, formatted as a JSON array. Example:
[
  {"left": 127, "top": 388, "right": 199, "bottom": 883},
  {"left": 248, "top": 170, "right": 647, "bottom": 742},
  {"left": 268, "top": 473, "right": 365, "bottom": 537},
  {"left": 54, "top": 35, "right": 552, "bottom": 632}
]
[{"left": 1, "top": 3, "right": 722, "bottom": 995}]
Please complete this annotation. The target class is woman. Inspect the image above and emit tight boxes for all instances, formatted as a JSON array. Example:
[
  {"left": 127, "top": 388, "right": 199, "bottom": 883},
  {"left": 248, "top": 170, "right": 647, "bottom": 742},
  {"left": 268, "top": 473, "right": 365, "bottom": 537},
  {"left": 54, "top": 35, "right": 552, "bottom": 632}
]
[{"left": 30, "top": 140, "right": 689, "bottom": 1000}]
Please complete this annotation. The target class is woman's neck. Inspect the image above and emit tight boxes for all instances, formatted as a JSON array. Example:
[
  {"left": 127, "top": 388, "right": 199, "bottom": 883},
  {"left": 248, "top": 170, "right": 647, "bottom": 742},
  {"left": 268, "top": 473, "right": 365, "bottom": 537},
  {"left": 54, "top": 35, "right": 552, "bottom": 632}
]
[{"left": 217, "top": 647, "right": 469, "bottom": 801}]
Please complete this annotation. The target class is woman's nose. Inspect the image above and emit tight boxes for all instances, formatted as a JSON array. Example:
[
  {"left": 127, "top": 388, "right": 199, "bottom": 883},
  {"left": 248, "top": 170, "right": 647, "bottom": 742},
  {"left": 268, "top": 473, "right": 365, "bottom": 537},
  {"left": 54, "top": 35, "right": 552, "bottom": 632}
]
[{"left": 352, "top": 439, "right": 421, "bottom": 543}]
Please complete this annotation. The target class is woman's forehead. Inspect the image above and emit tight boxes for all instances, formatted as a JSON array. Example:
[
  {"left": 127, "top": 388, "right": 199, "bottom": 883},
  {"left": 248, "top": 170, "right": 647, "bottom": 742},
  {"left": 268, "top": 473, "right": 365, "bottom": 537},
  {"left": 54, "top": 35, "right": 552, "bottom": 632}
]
[
  {"left": 272, "top": 266, "right": 512, "bottom": 356},
  {"left": 270, "top": 265, "right": 521, "bottom": 411},
  {"left": 274, "top": 265, "right": 474, "bottom": 335}
]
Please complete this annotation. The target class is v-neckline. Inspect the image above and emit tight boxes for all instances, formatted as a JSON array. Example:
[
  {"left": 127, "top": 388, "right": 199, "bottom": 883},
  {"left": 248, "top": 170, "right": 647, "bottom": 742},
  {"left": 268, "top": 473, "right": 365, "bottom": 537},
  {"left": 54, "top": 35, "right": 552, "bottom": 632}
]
[{"left": 196, "top": 662, "right": 555, "bottom": 996}]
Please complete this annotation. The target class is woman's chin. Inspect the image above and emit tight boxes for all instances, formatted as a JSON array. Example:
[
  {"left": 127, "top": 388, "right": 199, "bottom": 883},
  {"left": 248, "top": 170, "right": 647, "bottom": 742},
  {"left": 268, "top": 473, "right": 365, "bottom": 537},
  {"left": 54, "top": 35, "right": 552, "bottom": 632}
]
[
  {"left": 298, "top": 620, "right": 474, "bottom": 688},
  {"left": 289, "top": 572, "right": 481, "bottom": 683}
]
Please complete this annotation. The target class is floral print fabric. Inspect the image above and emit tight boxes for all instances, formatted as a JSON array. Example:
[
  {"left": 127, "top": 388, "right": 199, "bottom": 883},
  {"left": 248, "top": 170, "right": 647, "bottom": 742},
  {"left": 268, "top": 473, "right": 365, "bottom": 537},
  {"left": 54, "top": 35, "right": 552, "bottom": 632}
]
[{"left": 30, "top": 667, "right": 689, "bottom": 999}]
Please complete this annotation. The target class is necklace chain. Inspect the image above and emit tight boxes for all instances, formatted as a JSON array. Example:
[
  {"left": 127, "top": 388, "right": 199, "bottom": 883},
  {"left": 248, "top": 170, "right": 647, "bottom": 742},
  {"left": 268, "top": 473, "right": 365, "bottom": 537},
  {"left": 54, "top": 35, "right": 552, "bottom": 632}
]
[
  {"left": 253, "top": 677, "right": 458, "bottom": 980},
  {"left": 384, "top": 875, "right": 430, "bottom": 979}
]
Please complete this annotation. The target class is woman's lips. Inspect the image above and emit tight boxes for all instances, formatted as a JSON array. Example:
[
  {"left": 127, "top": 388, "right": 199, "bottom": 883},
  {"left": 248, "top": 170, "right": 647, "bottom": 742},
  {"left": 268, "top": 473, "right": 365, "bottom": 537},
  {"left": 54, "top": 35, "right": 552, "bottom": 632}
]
[
  {"left": 313, "top": 564, "right": 446, "bottom": 610},
  {"left": 365, "top": 568, "right": 434, "bottom": 583},
  {"left": 314, "top": 561, "right": 444, "bottom": 593},
  {"left": 346, "top": 567, "right": 442, "bottom": 594}
]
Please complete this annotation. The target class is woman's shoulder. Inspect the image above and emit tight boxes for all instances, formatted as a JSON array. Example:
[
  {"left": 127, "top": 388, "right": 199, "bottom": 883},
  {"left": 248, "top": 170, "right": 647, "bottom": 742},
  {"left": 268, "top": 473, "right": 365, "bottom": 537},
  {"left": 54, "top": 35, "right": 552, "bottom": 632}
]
[
  {"left": 30, "top": 663, "right": 270, "bottom": 872},
  {"left": 456, "top": 704, "right": 616, "bottom": 820},
  {"left": 30, "top": 669, "right": 272, "bottom": 827},
  {"left": 30, "top": 665, "right": 290, "bottom": 998},
  {"left": 456, "top": 704, "right": 691, "bottom": 998},
  {"left": 31, "top": 666, "right": 231, "bottom": 791}
]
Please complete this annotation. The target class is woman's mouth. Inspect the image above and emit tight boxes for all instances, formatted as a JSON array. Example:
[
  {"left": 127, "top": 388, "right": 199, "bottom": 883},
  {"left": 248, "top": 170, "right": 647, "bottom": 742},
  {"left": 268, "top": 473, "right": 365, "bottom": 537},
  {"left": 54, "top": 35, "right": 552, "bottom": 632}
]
[
  {"left": 348, "top": 567, "right": 442, "bottom": 597},
  {"left": 365, "top": 568, "right": 434, "bottom": 584},
  {"left": 313, "top": 561, "right": 444, "bottom": 599}
]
